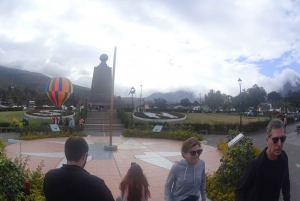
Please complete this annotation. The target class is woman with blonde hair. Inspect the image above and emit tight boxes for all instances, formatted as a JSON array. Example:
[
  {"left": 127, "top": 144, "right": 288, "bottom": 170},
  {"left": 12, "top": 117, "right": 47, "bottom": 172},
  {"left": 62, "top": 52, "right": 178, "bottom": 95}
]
[
  {"left": 117, "top": 163, "right": 150, "bottom": 201},
  {"left": 165, "top": 137, "right": 206, "bottom": 201}
]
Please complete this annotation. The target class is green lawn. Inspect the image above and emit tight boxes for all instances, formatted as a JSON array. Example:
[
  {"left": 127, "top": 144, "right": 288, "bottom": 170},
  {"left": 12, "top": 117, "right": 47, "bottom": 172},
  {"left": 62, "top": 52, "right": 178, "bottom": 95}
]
[
  {"left": 184, "top": 113, "right": 269, "bottom": 124},
  {"left": 131, "top": 112, "right": 269, "bottom": 125},
  {"left": 0, "top": 111, "right": 52, "bottom": 125}
]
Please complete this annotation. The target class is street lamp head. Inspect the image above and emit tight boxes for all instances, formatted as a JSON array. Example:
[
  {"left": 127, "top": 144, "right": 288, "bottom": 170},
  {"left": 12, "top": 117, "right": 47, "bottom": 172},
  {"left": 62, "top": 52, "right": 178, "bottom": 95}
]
[{"left": 238, "top": 78, "right": 242, "bottom": 86}]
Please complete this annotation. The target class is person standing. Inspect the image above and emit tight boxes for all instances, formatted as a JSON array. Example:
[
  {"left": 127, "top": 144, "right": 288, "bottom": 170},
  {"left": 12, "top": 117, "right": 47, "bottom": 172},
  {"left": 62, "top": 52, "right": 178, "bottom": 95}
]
[
  {"left": 283, "top": 114, "right": 287, "bottom": 133},
  {"left": 52, "top": 116, "right": 58, "bottom": 124},
  {"left": 69, "top": 118, "right": 75, "bottom": 128},
  {"left": 117, "top": 163, "right": 151, "bottom": 201},
  {"left": 164, "top": 137, "right": 206, "bottom": 201},
  {"left": 79, "top": 117, "right": 84, "bottom": 126},
  {"left": 235, "top": 119, "right": 290, "bottom": 201},
  {"left": 64, "top": 118, "right": 69, "bottom": 127},
  {"left": 58, "top": 117, "right": 64, "bottom": 127},
  {"left": 43, "top": 137, "right": 114, "bottom": 201}
]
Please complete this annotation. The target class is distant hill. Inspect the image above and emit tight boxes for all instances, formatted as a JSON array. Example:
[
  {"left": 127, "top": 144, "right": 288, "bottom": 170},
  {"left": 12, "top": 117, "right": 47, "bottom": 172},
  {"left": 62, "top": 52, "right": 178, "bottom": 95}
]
[
  {"left": 145, "top": 90, "right": 198, "bottom": 103},
  {"left": 0, "top": 66, "right": 91, "bottom": 101},
  {"left": 280, "top": 76, "right": 300, "bottom": 96}
]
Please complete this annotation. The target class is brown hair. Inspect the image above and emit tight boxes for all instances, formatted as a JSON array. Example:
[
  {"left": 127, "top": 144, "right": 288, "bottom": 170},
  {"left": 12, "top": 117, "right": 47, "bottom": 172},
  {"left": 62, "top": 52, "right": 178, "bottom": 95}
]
[
  {"left": 119, "top": 163, "right": 150, "bottom": 201},
  {"left": 181, "top": 137, "right": 201, "bottom": 158}
]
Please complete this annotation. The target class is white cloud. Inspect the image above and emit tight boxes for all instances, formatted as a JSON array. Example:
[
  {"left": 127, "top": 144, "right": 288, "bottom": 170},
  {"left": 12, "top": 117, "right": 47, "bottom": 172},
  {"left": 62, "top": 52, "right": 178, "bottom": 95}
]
[{"left": 0, "top": 0, "right": 300, "bottom": 98}]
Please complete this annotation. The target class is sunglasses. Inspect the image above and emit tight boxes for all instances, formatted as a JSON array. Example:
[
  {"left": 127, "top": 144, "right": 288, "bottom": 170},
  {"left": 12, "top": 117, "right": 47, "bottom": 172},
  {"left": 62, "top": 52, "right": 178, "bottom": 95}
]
[
  {"left": 270, "top": 136, "right": 286, "bottom": 144},
  {"left": 189, "top": 149, "right": 203, "bottom": 156}
]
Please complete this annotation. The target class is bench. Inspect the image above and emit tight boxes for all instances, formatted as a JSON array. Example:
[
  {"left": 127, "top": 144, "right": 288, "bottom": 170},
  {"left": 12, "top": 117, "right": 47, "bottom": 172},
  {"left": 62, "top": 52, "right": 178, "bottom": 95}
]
[
  {"left": 0, "top": 127, "right": 15, "bottom": 133},
  {"left": 199, "top": 130, "right": 208, "bottom": 135}
]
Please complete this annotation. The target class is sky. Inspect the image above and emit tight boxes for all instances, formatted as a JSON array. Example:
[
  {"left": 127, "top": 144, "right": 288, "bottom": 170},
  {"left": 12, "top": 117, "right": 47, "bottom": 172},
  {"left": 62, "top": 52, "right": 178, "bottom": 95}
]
[{"left": 0, "top": 0, "right": 300, "bottom": 99}]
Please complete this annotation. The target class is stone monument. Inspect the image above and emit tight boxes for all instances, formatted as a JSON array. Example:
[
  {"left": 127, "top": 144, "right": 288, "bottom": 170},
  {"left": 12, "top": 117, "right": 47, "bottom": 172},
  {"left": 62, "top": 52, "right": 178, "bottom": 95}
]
[{"left": 89, "top": 54, "right": 112, "bottom": 110}]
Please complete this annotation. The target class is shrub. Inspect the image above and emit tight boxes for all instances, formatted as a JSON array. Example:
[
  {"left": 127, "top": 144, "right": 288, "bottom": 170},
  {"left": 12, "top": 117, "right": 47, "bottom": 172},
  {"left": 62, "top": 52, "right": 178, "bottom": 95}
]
[
  {"left": 216, "top": 138, "right": 228, "bottom": 155},
  {"left": 0, "top": 157, "right": 26, "bottom": 200},
  {"left": 206, "top": 130, "right": 262, "bottom": 201},
  {"left": 0, "top": 156, "right": 45, "bottom": 201},
  {"left": 118, "top": 109, "right": 131, "bottom": 128},
  {"left": 0, "top": 107, "right": 24, "bottom": 112},
  {"left": 0, "top": 122, "right": 11, "bottom": 127},
  {"left": 212, "top": 123, "right": 239, "bottom": 132},
  {"left": 206, "top": 172, "right": 235, "bottom": 201},
  {"left": 15, "top": 130, "right": 86, "bottom": 140},
  {"left": 0, "top": 139, "right": 5, "bottom": 157},
  {"left": 119, "top": 107, "right": 134, "bottom": 112},
  {"left": 122, "top": 129, "right": 203, "bottom": 141},
  {"left": 241, "top": 120, "right": 269, "bottom": 133}
]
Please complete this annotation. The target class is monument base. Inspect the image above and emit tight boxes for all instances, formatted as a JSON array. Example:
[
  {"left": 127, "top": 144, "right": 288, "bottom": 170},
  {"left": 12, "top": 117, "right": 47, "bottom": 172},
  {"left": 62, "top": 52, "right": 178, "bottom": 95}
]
[{"left": 104, "top": 145, "right": 118, "bottom": 151}]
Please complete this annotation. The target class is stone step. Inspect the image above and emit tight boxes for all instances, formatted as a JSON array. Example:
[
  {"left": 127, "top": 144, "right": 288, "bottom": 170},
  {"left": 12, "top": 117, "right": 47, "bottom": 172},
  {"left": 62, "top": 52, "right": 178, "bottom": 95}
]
[
  {"left": 85, "top": 118, "right": 122, "bottom": 123},
  {"left": 87, "top": 113, "right": 118, "bottom": 118},
  {"left": 84, "top": 124, "right": 124, "bottom": 131}
]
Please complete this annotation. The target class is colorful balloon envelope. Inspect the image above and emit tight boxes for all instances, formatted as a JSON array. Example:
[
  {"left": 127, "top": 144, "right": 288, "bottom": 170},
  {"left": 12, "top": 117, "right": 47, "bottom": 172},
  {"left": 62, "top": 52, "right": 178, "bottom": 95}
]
[{"left": 45, "top": 77, "right": 73, "bottom": 107}]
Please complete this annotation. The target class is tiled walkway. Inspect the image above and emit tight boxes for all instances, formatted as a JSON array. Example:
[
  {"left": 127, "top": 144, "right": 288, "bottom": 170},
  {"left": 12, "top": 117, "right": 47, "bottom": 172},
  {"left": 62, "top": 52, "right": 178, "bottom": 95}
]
[{"left": 5, "top": 136, "right": 222, "bottom": 200}]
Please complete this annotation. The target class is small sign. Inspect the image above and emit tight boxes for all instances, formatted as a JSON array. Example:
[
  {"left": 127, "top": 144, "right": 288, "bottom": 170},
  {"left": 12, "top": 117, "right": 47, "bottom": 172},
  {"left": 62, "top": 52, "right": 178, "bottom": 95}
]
[
  {"left": 50, "top": 124, "right": 60, "bottom": 132},
  {"left": 228, "top": 133, "right": 244, "bottom": 148},
  {"left": 152, "top": 125, "right": 163, "bottom": 133}
]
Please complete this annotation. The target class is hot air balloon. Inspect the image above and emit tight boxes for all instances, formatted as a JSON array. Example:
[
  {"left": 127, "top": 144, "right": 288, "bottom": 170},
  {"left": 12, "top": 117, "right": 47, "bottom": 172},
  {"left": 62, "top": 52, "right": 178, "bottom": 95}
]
[{"left": 45, "top": 77, "right": 73, "bottom": 107}]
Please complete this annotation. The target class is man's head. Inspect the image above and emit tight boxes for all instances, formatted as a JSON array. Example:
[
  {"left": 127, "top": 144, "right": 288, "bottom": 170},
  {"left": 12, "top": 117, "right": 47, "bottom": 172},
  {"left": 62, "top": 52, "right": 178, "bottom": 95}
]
[
  {"left": 265, "top": 119, "right": 286, "bottom": 160},
  {"left": 65, "top": 137, "right": 89, "bottom": 167}
]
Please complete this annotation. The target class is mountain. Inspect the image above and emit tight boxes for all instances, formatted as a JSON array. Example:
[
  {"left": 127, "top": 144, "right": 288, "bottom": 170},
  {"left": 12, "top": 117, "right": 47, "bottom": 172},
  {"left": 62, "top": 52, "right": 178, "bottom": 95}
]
[
  {"left": 145, "top": 90, "right": 198, "bottom": 103},
  {"left": 280, "top": 76, "right": 300, "bottom": 96},
  {"left": 0, "top": 66, "right": 90, "bottom": 102}
]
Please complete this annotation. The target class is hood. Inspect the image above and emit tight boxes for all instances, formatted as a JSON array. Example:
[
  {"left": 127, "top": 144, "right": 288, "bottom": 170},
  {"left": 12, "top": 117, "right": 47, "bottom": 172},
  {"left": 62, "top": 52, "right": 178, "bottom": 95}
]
[{"left": 175, "top": 158, "right": 203, "bottom": 182}]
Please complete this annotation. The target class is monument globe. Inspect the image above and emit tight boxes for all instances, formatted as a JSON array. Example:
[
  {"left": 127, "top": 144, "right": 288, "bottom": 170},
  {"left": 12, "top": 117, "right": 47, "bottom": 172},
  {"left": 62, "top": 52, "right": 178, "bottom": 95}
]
[{"left": 90, "top": 54, "right": 112, "bottom": 110}]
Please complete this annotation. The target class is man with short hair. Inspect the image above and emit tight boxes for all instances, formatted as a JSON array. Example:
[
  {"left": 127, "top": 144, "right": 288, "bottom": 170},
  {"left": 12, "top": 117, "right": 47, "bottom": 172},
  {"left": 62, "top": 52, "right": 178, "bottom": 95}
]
[
  {"left": 235, "top": 119, "right": 290, "bottom": 201},
  {"left": 44, "top": 137, "right": 115, "bottom": 201}
]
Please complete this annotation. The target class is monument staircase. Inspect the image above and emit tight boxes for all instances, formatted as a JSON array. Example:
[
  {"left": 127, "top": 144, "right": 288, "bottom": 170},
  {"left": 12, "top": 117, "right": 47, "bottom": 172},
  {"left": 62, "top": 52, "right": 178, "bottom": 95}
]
[{"left": 84, "top": 110, "right": 124, "bottom": 132}]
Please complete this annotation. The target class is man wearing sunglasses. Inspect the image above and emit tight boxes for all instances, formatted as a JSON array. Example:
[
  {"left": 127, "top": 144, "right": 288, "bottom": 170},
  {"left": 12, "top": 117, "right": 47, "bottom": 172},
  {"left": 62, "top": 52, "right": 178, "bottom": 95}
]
[{"left": 235, "top": 119, "right": 290, "bottom": 201}]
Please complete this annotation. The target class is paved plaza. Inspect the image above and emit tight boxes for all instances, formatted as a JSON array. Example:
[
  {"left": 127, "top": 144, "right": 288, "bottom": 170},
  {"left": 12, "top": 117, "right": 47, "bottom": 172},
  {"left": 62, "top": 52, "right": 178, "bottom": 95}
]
[{"left": 4, "top": 134, "right": 222, "bottom": 200}]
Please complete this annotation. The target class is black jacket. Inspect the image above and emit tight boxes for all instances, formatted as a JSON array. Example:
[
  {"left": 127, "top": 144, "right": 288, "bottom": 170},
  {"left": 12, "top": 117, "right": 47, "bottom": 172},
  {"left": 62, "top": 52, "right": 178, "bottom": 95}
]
[
  {"left": 234, "top": 147, "right": 290, "bottom": 201},
  {"left": 44, "top": 165, "right": 115, "bottom": 201}
]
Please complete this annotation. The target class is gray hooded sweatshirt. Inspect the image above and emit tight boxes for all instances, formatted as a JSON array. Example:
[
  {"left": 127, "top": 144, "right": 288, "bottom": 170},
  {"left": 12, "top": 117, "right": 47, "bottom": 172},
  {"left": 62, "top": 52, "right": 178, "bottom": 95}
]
[{"left": 164, "top": 158, "right": 206, "bottom": 201}]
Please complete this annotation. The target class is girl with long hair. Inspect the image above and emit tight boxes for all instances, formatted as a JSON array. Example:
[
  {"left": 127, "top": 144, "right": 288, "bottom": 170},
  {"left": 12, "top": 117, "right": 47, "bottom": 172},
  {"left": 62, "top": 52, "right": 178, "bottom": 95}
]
[{"left": 117, "top": 163, "right": 151, "bottom": 201}]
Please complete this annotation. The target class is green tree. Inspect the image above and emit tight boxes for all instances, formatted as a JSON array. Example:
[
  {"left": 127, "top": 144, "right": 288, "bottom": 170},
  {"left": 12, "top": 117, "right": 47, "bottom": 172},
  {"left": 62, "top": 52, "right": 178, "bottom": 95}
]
[
  {"left": 193, "top": 101, "right": 199, "bottom": 106},
  {"left": 284, "top": 90, "right": 300, "bottom": 109},
  {"left": 244, "top": 84, "right": 266, "bottom": 110},
  {"left": 204, "top": 90, "right": 223, "bottom": 111},
  {"left": 267, "top": 91, "right": 282, "bottom": 103},
  {"left": 180, "top": 98, "right": 191, "bottom": 107},
  {"left": 154, "top": 98, "right": 167, "bottom": 108}
]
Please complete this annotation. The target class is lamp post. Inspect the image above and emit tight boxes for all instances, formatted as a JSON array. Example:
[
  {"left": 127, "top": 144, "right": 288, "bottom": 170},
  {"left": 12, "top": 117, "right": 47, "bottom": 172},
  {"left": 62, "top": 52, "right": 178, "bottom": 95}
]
[
  {"left": 199, "top": 93, "right": 201, "bottom": 105},
  {"left": 130, "top": 86, "right": 135, "bottom": 128},
  {"left": 140, "top": 85, "right": 143, "bottom": 112},
  {"left": 238, "top": 78, "right": 242, "bottom": 130},
  {"left": 130, "top": 87, "right": 135, "bottom": 109}
]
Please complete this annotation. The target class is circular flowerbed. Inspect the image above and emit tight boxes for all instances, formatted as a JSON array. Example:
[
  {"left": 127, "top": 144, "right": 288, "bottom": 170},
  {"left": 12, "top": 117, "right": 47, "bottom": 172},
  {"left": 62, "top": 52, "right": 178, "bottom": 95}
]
[
  {"left": 133, "top": 112, "right": 186, "bottom": 122},
  {"left": 25, "top": 109, "right": 74, "bottom": 119}
]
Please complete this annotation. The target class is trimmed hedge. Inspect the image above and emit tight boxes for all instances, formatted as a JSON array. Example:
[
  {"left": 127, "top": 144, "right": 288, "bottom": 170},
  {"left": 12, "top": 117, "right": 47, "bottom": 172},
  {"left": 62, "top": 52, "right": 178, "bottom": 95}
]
[
  {"left": 15, "top": 131, "right": 86, "bottom": 140},
  {"left": 119, "top": 108, "right": 134, "bottom": 112},
  {"left": 241, "top": 120, "right": 270, "bottom": 133},
  {"left": 0, "top": 107, "right": 24, "bottom": 112},
  {"left": 0, "top": 122, "right": 11, "bottom": 127},
  {"left": 117, "top": 109, "right": 131, "bottom": 128},
  {"left": 122, "top": 129, "right": 204, "bottom": 141},
  {"left": 34, "top": 106, "right": 60, "bottom": 110}
]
